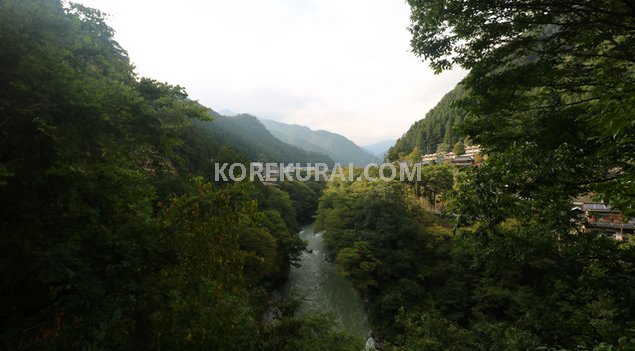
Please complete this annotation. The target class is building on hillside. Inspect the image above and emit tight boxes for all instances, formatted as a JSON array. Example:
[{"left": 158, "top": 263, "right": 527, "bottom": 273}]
[
  {"left": 420, "top": 145, "right": 482, "bottom": 166},
  {"left": 576, "top": 203, "right": 634, "bottom": 240},
  {"left": 464, "top": 145, "right": 481, "bottom": 156},
  {"left": 451, "top": 155, "right": 475, "bottom": 166},
  {"left": 421, "top": 154, "right": 437, "bottom": 163}
]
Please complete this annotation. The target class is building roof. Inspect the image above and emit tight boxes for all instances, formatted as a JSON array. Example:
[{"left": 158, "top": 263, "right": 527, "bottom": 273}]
[
  {"left": 421, "top": 154, "right": 437, "bottom": 161},
  {"left": 587, "top": 222, "right": 635, "bottom": 230},
  {"left": 582, "top": 203, "right": 616, "bottom": 212},
  {"left": 452, "top": 155, "right": 474, "bottom": 162}
]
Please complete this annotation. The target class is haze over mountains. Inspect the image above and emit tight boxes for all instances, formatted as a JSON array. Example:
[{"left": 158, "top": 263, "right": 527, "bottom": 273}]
[
  {"left": 203, "top": 112, "right": 334, "bottom": 164},
  {"left": 218, "top": 109, "right": 238, "bottom": 117},
  {"left": 211, "top": 83, "right": 468, "bottom": 166},
  {"left": 259, "top": 119, "right": 382, "bottom": 167},
  {"left": 211, "top": 82, "right": 470, "bottom": 167},
  {"left": 362, "top": 139, "right": 396, "bottom": 159}
]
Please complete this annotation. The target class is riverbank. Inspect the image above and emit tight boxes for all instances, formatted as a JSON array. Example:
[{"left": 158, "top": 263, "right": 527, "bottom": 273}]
[{"left": 284, "top": 224, "right": 373, "bottom": 342}]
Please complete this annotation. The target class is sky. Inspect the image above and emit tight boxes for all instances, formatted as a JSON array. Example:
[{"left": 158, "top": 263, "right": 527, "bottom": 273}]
[{"left": 76, "top": 0, "right": 467, "bottom": 146}]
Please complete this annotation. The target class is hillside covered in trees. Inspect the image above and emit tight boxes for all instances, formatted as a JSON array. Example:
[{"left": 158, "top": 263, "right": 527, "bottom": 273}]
[
  {"left": 2, "top": 0, "right": 634, "bottom": 350},
  {"left": 0, "top": 1, "right": 360, "bottom": 350},
  {"left": 203, "top": 113, "right": 334, "bottom": 164},
  {"left": 316, "top": 165, "right": 635, "bottom": 350},
  {"left": 386, "top": 84, "right": 467, "bottom": 161},
  {"left": 313, "top": 0, "right": 635, "bottom": 349},
  {"left": 315, "top": 4, "right": 635, "bottom": 339},
  {"left": 260, "top": 118, "right": 380, "bottom": 166}
]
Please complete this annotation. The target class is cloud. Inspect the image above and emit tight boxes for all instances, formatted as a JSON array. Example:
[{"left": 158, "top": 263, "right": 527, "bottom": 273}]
[{"left": 77, "top": 0, "right": 467, "bottom": 145}]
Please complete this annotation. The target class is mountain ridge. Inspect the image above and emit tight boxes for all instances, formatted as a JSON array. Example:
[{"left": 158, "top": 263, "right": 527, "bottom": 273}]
[
  {"left": 196, "top": 112, "right": 334, "bottom": 164},
  {"left": 259, "top": 118, "right": 381, "bottom": 166}
]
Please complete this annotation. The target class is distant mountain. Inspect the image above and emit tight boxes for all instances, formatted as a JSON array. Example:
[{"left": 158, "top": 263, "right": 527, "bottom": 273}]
[
  {"left": 195, "top": 113, "right": 333, "bottom": 164},
  {"left": 260, "top": 119, "right": 381, "bottom": 167},
  {"left": 387, "top": 84, "right": 468, "bottom": 161},
  {"left": 362, "top": 139, "right": 396, "bottom": 159},
  {"left": 218, "top": 109, "right": 238, "bottom": 116}
]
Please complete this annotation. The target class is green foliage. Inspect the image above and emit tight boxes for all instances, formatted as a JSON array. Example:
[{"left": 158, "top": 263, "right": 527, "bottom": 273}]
[
  {"left": 372, "top": 1, "right": 635, "bottom": 349},
  {"left": 420, "top": 164, "right": 454, "bottom": 211},
  {"left": 452, "top": 140, "right": 465, "bottom": 156},
  {"left": 387, "top": 84, "right": 467, "bottom": 160},
  {"left": 204, "top": 114, "right": 334, "bottom": 164},
  {"left": 390, "top": 310, "right": 477, "bottom": 351},
  {"left": 405, "top": 146, "right": 422, "bottom": 164},
  {"left": 407, "top": 0, "right": 635, "bottom": 216},
  {"left": 278, "top": 180, "right": 326, "bottom": 224},
  {"left": 318, "top": 175, "right": 635, "bottom": 349},
  {"left": 148, "top": 181, "right": 259, "bottom": 350},
  {"left": 318, "top": 123, "right": 634, "bottom": 351},
  {"left": 316, "top": 179, "right": 453, "bottom": 339},
  {"left": 0, "top": 1, "right": 351, "bottom": 349},
  {"left": 262, "top": 313, "right": 365, "bottom": 351}
]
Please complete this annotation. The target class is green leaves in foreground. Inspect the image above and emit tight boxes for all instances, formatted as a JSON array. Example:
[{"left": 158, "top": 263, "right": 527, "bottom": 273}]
[{"left": 0, "top": 1, "right": 359, "bottom": 349}]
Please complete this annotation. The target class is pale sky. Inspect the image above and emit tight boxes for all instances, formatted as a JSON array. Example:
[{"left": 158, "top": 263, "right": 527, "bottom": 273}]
[{"left": 76, "top": 0, "right": 466, "bottom": 145}]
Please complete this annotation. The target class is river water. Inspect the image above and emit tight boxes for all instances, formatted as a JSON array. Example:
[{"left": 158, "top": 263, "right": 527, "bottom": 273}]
[{"left": 284, "top": 224, "right": 374, "bottom": 346}]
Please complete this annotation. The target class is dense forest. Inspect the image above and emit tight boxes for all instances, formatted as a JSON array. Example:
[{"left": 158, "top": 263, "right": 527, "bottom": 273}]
[
  {"left": 205, "top": 113, "right": 334, "bottom": 165},
  {"left": 387, "top": 84, "right": 468, "bottom": 160},
  {"left": 0, "top": 1, "right": 360, "bottom": 349},
  {"left": 316, "top": 166, "right": 635, "bottom": 350},
  {"left": 315, "top": 0, "right": 635, "bottom": 349},
  {"left": 2, "top": 0, "right": 634, "bottom": 350}
]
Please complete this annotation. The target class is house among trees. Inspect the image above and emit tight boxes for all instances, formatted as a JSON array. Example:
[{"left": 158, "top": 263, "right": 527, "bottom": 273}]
[
  {"left": 420, "top": 144, "right": 481, "bottom": 166},
  {"left": 464, "top": 145, "right": 481, "bottom": 157},
  {"left": 451, "top": 155, "right": 475, "bottom": 166},
  {"left": 576, "top": 203, "right": 635, "bottom": 240},
  {"left": 421, "top": 154, "right": 438, "bottom": 163}
]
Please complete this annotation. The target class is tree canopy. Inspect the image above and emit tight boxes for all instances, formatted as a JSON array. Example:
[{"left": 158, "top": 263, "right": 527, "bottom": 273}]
[
  {"left": 0, "top": 1, "right": 359, "bottom": 349},
  {"left": 387, "top": 84, "right": 468, "bottom": 160},
  {"left": 407, "top": 0, "right": 635, "bottom": 215}
]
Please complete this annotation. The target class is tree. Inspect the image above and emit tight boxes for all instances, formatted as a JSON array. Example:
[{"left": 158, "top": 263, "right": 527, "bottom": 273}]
[
  {"left": 152, "top": 180, "right": 259, "bottom": 350},
  {"left": 407, "top": 0, "right": 635, "bottom": 215},
  {"left": 387, "top": 85, "right": 468, "bottom": 160},
  {"left": 406, "top": 146, "right": 422, "bottom": 163},
  {"left": 452, "top": 141, "right": 465, "bottom": 156},
  {"left": 278, "top": 180, "right": 325, "bottom": 224},
  {"left": 263, "top": 314, "right": 364, "bottom": 351},
  {"left": 436, "top": 143, "right": 449, "bottom": 154},
  {"left": 402, "top": 2, "right": 635, "bottom": 350},
  {"left": 315, "top": 179, "right": 452, "bottom": 340},
  {"left": 0, "top": 1, "right": 349, "bottom": 349},
  {"left": 421, "top": 165, "right": 453, "bottom": 212}
]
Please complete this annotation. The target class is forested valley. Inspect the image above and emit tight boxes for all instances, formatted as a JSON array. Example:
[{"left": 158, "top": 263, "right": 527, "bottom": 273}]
[
  {"left": 1, "top": 0, "right": 635, "bottom": 350},
  {"left": 0, "top": 1, "right": 361, "bottom": 349}
]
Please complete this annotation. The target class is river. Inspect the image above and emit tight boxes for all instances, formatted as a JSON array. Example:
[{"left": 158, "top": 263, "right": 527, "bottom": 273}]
[{"left": 284, "top": 224, "right": 374, "bottom": 348}]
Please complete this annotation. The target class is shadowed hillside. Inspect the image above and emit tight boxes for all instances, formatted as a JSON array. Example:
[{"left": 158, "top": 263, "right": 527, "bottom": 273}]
[{"left": 260, "top": 119, "right": 380, "bottom": 166}]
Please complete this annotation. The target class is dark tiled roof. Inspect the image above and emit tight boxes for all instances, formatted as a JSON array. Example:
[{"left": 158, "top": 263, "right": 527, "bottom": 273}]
[
  {"left": 587, "top": 222, "right": 635, "bottom": 230},
  {"left": 452, "top": 155, "right": 474, "bottom": 162},
  {"left": 582, "top": 203, "right": 615, "bottom": 212}
]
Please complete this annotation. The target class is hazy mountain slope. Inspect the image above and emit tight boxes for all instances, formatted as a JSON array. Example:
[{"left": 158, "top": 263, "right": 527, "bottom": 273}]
[
  {"left": 260, "top": 119, "right": 381, "bottom": 166},
  {"left": 387, "top": 84, "right": 468, "bottom": 160},
  {"left": 218, "top": 109, "right": 238, "bottom": 116},
  {"left": 197, "top": 113, "right": 334, "bottom": 164},
  {"left": 362, "top": 139, "right": 396, "bottom": 159}
]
